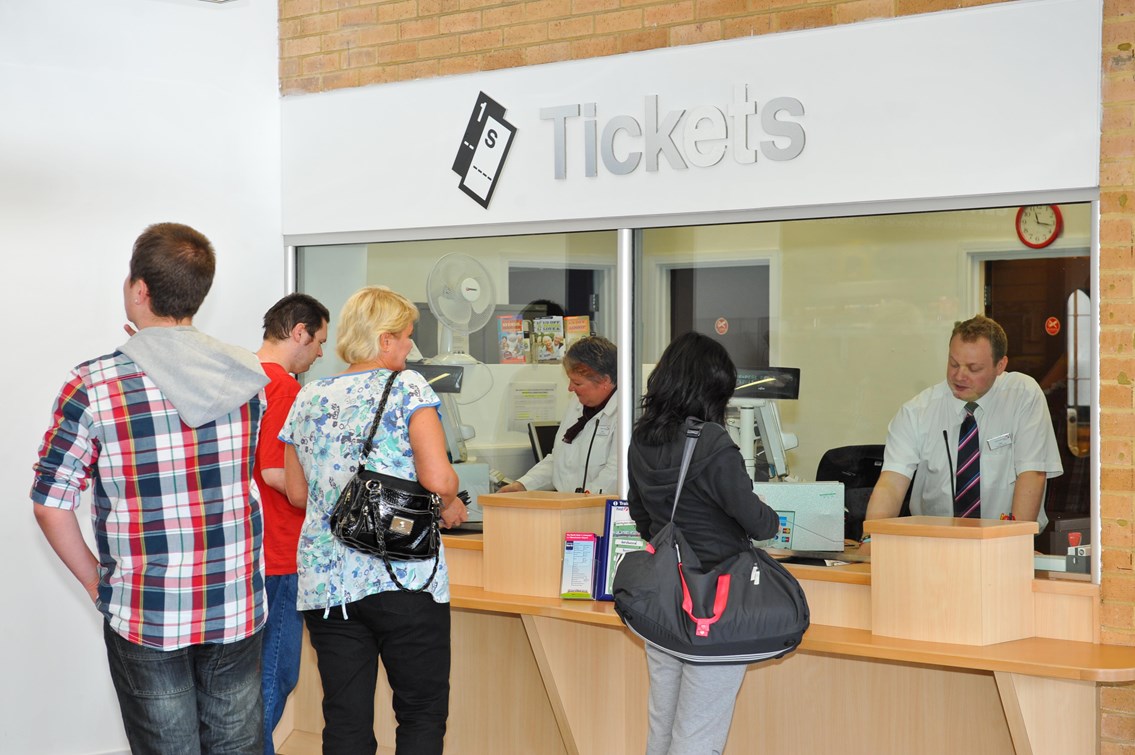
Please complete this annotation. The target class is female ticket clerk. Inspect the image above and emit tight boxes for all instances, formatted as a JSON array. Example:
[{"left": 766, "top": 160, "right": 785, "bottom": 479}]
[{"left": 498, "top": 336, "right": 618, "bottom": 495}]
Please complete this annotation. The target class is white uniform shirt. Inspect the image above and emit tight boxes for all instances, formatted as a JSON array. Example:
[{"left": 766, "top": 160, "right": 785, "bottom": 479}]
[
  {"left": 881, "top": 372, "right": 1063, "bottom": 529},
  {"left": 518, "top": 389, "right": 619, "bottom": 495}
]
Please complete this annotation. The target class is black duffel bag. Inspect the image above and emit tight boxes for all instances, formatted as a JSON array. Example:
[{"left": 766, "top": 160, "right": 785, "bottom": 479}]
[{"left": 613, "top": 422, "right": 810, "bottom": 664}]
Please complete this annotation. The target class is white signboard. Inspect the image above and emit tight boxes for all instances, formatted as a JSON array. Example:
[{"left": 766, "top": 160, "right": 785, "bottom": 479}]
[{"left": 282, "top": 0, "right": 1101, "bottom": 238}]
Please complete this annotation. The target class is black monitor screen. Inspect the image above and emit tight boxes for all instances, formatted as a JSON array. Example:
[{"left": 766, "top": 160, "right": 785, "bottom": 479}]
[
  {"left": 407, "top": 362, "right": 464, "bottom": 394},
  {"left": 733, "top": 367, "right": 800, "bottom": 400},
  {"left": 528, "top": 421, "right": 561, "bottom": 464}
]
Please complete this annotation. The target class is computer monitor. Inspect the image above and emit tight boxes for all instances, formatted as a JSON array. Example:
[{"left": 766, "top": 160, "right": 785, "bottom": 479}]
[
  {"left": 754, "top": 400, "right": 793, "bottom": 479},
  {"left": 752, "top": 481, "right": 845, "bottom": 552},
  {"left": 410, "top": 363, "right": 464, "bottom": 393},
  {"left": 527, "top": 421, "right": 560, "bottom": 464},
  {"left": 408, "top": 362, "right": 469, "bottom": 463},
  {"left": 729, "top": 366, "right": 800, "bottom": 480},
  {"left": 733, "top": 366, "right": 800, "bottom": 400}
]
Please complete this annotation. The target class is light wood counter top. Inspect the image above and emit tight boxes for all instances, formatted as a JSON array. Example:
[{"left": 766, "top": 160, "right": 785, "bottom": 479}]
[
  {"left": 450, "top": 585, "right": 626, "bottom": 627},
  {"left": 866, "top": 515, "right": 1039, "bottom": 539},
  {"left": 447, "top": 585, "right": 1135, "bottom": 683},
  {"left": 479, "top": 490, "right": 611, "bottom": 509},
  {"left": 802, "top": 625, "right": 1135, "bottom": 683},
  {"left": 442, "top": 530, "right": 1091, "bottom": 593},
  {"left": 440, "top": 531, "right": 483, "bottom": 550},
  {"left": 784, "top": 560, "right": 872, "bottom": 585}
]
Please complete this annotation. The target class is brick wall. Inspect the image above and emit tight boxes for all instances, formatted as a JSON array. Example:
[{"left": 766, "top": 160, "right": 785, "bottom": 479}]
[
  {"left": 1101, "top": 0, "right": 1135, "bottom": 750},
  {"left": 279, "top": 0, "right": 1135, "bottom": 749},
  {"left": 279, "top": 0, "right": 1017, "bottom": 94}
]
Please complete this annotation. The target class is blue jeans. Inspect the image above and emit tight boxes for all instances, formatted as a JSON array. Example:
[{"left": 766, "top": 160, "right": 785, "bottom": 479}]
[
  {"left": 103, "top": 621, "right": 263, "bottom": 755},
  {"left": 303, "top": 591, "right": 450, "bottom": 755},
  {"left": 262, "top": 573, "right": 304, "bottom": 754}
]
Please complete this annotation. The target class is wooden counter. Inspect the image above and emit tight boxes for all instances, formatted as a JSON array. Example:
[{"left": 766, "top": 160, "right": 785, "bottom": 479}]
[
  {"left": 867, "top": 516, "right": 1039, "bottom": 645},
  {"left": 480, "top": 491, "right": 608, "bottom": 597},
  {"left": 277, "top": 502, "right": 1135, "bottom": 755}
]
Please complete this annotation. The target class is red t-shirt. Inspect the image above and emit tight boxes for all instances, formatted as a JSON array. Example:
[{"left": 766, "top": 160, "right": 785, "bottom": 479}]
[{"left": 254, "top": 361, "right": 305, "bottom": 576}]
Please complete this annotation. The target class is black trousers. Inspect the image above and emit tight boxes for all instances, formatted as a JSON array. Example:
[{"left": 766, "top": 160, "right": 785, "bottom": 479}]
[{"left": 304, "top": 591, "right": 451, "bottom": 755}]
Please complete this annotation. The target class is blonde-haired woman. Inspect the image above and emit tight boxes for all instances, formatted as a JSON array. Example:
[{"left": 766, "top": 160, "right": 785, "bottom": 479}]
[{"left": 281, "top": 285, "right": 467, "bottom": 754}]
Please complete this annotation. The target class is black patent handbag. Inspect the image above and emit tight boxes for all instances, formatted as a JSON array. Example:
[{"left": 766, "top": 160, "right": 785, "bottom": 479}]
[{"left": 329, "top": 370, "right": 441, "bottom": 592}]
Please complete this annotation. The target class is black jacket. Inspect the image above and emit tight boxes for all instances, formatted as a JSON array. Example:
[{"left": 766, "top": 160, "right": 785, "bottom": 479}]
[{"left": 627, "top": 420, "right": 779, "bottom": 569}]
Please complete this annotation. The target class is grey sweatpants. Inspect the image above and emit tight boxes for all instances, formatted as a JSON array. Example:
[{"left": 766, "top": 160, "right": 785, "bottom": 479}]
[{"left": 644, "top": 644, "right": 748, "bottom": 755}]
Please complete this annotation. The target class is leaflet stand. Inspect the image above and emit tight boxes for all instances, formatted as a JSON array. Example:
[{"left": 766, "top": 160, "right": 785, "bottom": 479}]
[
  {"left": 480, "top": 491, "right": 608, "bottom": 598},
  {"left": 594, "top": 499, "right": 646, "bottom": 601}
]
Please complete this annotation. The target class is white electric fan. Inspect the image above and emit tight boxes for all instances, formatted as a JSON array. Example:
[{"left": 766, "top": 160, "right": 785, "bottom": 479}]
[
  {"left": 423, "top": 253, "right": 496, "bottom": 462},
  {"left": 425, "top": 253, "right": 496, "bottom": 364}
]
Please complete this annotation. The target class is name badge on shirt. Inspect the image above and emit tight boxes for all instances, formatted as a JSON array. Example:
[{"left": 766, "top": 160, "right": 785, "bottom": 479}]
[
  {"left": 987, "top": 433, "right": 1012, "bottom": 450},
  {"left": 596, "top": 424, "right": 612, "bottom": 437}
]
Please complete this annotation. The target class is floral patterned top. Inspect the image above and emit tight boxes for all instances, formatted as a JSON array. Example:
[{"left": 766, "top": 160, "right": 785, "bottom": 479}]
[{"left": 280, "top": 368, "right": 450, "bottom": 612}]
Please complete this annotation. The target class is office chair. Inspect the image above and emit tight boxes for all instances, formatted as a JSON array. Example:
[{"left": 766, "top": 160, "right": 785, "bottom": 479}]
[{"left": 815, "top": 445, "right": 911, "bottom": 541}]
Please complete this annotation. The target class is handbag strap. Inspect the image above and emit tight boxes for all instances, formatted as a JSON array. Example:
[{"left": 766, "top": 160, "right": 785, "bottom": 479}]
[
  {"left": 359, "top": 370, "right": 401, "bottom": 462},
  {"left": 361, "top": 369, "right": 440, "bottom": 594},
  {"left": 378, "top": 543, "right": 441, "bottom": 594},
  {"left": 668, "top": 419, "right": 704, "bottom": 523}
]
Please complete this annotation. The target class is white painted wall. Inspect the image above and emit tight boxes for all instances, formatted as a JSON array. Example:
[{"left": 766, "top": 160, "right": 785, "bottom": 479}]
[{"left": 0, "top": 1, "right": 282, "bottom": 752}]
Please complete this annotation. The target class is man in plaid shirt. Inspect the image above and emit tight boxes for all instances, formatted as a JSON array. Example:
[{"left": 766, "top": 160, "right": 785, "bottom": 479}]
[{"left": 31, "top": 223, "right": 270, "bottom": 754}]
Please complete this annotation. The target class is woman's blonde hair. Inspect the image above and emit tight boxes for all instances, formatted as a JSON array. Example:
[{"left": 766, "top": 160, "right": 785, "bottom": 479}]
[{"left": 335, "top": 285, "right": 419, "bottom": 365}]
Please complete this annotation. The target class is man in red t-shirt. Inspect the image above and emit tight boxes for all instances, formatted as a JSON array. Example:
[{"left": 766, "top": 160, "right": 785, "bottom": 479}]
[{"left": 254, "top": 293, "right": 329, "bottom": 755}]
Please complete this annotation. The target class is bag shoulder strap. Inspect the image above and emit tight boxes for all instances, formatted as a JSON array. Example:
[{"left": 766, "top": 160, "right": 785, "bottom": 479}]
[
  {"left": 668, "top": 418, "right": 703, "bottom": 523},
  {"left": 360, "top": 370, "right": 401, "bottom": 460}
]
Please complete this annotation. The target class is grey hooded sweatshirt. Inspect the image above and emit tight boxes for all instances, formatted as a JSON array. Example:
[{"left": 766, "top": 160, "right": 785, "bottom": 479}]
[{"left": 119, "top": 326, "right": 268, "bottom": 428}]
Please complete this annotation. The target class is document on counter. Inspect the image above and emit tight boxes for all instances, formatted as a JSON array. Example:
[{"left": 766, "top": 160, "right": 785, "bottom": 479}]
[{"left": 560, "top": 532, "right": 598, "bottom": 599}]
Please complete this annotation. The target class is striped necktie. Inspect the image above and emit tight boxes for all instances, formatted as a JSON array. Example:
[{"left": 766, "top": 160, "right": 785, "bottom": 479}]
[{"left": 954, "top": 401, "right": 981, "bottom": 518}]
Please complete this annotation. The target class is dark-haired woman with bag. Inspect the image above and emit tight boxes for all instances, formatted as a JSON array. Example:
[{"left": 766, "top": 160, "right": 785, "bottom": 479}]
[{"left": 627, "top": 332, "right": 779, "bottom": 755}]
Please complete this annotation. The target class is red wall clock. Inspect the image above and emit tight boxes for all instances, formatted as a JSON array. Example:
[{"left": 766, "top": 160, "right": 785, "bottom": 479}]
[{"left": 1015, "top": 205, "right": 1063, "bottom": 249}]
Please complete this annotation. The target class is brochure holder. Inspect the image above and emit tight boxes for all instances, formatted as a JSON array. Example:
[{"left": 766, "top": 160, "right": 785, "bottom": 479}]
[
  {"left": 595, "top": 498, "right": 646, "bottom": 601},
  {"left": 560, "top": 532, "right": 598, "bottom": 599}
]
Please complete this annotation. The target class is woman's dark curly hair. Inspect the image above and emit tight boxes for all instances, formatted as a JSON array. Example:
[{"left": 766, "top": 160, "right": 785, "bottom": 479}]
[{"left": 634, "top": 331, "right": 736, "bottom": 446}]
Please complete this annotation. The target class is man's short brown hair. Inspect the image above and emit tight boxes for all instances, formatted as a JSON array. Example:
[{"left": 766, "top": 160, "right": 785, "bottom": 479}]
[
  {"left": 952, "top": 314, "right": 1008, "bottom": 363},
  {"left": 129, "top": 223, "right": 216, "bottom": 320}
]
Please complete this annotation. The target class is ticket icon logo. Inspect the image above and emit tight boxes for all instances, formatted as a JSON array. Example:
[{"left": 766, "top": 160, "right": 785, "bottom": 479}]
[{"left": 453, "top": 92, "right": 516, "bottom": 208}]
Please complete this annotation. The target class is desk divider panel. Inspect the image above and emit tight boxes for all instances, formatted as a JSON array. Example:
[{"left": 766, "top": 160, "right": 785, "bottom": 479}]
[{"left": 867, "top": 517, "right": 1038, "bottom": 645}]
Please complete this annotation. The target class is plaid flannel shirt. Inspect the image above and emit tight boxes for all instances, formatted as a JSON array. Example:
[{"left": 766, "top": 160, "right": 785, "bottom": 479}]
[{"left": 31, "top": 351, "right": 266, "bottom": 650}]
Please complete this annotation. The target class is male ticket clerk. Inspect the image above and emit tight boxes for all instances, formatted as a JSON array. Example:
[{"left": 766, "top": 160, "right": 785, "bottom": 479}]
[{"left": 861, "top": 315, "right": 1062, "bottom": 549}]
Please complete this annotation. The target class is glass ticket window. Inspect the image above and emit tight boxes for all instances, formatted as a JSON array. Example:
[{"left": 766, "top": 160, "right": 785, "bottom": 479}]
[
  {"left": 294, "top": 203, "right": 1094, "bottom": 562},
  {"left": 638, "top": 204, "right": 1093, "bottom": 553},
  {"left": 296, "top": 231, "right": 617, "bottom": 485}
]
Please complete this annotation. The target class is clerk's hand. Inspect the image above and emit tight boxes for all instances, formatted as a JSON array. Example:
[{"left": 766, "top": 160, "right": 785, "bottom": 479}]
[
  {"left": 497, "top": 481, "right": 527, "bottom": 494},
  {"left": 439, "top": 496, "right": 469, "bottom": 529}
]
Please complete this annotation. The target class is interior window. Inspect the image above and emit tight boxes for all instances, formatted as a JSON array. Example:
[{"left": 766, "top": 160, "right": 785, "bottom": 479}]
[
  {"left": 639, "top": 204, "right": 1093, "bottom": 555},
  {"left": 295, "top": 202, "right": 1095, "bottom": 563}
]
